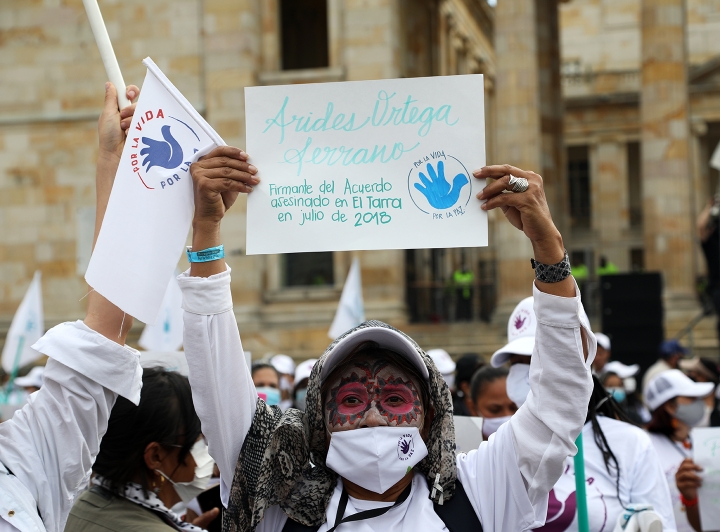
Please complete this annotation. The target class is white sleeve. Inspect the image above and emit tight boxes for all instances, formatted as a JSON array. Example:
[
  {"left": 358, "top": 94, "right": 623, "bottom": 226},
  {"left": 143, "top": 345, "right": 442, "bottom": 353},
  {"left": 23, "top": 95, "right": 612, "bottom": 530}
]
[
  {"left": 457, "top": 279, "right": 595, "bottom": 530},
  {"left": 628, "top": 435, "right": 677, "bottom": 532},
  {"left": 178, "top": 267, "right": 257, "bottom": 508},
  {"left": 0, "top": 321, "right": 142, "bottom": 532}
]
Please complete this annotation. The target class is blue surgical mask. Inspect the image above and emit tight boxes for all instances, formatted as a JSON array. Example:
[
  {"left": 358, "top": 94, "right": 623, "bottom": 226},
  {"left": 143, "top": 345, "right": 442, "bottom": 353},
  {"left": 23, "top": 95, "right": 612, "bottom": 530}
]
[
  {"left": 257, "top": 386, "right": 281, "bottom": 406},
  {"left": 608, "top": 387, "right": 626, "bottom": 404},
  {"left": 294, "top": 388, "right": 308, "bottom": 411}
]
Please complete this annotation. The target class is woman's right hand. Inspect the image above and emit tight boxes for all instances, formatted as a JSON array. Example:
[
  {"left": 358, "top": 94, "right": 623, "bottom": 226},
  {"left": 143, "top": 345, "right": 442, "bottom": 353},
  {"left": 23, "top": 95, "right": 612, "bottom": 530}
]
[{"left": 676, "top": 458, "right": 703, "bottom": 501}]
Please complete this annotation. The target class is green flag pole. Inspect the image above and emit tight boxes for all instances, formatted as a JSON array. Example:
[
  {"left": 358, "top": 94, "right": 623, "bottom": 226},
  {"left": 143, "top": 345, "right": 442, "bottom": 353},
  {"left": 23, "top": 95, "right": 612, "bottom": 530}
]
[
  {"left": 3, "top": 335, "right": 25, "bottom": 404},
  {"left": 574, "top": 432, "right": 590, "bottom": 532}
]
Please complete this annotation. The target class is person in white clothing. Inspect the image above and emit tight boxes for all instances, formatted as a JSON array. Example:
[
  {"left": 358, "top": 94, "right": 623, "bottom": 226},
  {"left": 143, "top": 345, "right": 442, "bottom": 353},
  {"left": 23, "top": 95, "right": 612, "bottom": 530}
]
[
  {"left": 172, "top": 149, "right": 596, "bottom": 531},
  {"left": 645, "top": 370, "right": 715, "bottom": 532},
  {"left": 0, "top": 83, "right": 144, "bottom": 532},
  {"left": 489, "top": 299, "right": 675, "bottom": 532}
]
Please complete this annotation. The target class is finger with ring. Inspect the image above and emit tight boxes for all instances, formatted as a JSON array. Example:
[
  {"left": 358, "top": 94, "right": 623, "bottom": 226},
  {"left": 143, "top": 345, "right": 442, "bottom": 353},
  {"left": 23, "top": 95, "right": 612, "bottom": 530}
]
[{"left": 507, "top": 175, "right": 529, "bottom": 193}]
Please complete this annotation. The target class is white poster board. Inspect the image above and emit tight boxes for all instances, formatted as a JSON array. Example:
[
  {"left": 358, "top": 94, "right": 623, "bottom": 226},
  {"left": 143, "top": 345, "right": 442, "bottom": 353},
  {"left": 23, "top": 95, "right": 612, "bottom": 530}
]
[
  {"left": 245, "top": 75, "right": 487, "bottom": 255},
  {"left": 691, "top": 427, "right": 720, "bottom": 530}
]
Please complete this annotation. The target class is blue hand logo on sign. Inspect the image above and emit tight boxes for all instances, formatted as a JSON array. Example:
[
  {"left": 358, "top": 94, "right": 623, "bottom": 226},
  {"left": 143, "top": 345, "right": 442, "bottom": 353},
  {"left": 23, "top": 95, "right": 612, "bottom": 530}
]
[
  {"left": 141, "top": 125, "right": 184, "bottom": 171},
  {"left": 414, "top": 161, "right": 469, "bottom": 210}
]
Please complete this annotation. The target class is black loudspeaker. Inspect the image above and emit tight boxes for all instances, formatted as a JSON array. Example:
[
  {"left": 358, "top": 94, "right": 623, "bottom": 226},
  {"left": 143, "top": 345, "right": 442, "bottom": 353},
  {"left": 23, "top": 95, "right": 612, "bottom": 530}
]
[{"left": 600, "top": 273, "right": 664, "bottom": 375}]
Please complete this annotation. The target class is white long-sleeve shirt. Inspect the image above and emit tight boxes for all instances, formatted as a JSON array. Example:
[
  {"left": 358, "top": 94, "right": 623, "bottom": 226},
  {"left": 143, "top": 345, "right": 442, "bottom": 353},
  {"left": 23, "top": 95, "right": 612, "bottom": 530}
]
[
  {"left": 0, "top": 321, "right": 143, "bottom": 532},
  {"left": 179, "top": 268, "right": 595, "bottom": 531}
]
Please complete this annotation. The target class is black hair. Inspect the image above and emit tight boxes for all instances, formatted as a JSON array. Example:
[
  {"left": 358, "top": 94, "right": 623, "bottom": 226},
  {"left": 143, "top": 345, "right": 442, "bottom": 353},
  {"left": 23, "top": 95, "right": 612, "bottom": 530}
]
[
  {"left": 469, "top": 366, "right": 508, "bottom": 403},
  {"left": 92, "top": 368, "right": 202, "bottom": 496},
  {"left": 455, "top": 353, "right": 484, "bottom": 388},
  {"left": 251, "top": 362, "right": 280, "bottom": 381},
  {"left": 646, "top": 400, "right": 676, "bottom": 437},
  {"left": 320, "top": 341, "right": 431, "bottom": 414},
  {"left": 587, "top": 375, "right": 633, "bottom": 508}
]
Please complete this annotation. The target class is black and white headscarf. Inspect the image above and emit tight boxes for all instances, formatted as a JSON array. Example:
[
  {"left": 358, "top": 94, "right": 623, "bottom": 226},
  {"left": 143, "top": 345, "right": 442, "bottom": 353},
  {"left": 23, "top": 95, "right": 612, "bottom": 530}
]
[
  {"left": 224, "top": 320, "right": 457, "bottom": 532},
  {"left": 91, "top": 475, "right": 204, "bottom": 531}
]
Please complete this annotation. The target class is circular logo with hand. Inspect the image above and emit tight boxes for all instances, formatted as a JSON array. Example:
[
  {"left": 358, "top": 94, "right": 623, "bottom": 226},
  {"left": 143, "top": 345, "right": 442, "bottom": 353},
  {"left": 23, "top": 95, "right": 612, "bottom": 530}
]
[
  {"left": 407, "top": 155, "right": 472, "bottom": 216},
  {"left": 397, "top": 434, "right": 415, "bottom": 461}
]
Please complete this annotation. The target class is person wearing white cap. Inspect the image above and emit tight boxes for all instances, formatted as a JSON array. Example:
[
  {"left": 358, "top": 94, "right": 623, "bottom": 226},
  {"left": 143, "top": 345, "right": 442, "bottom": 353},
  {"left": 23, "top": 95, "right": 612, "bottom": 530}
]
[
  {"left": 14, "top": 366, "right": 45, "bottom": 395},
  {"left": 178, "top": 158, "right": 597, "bottom": 530},
  {"left": 592, "top": 333, "right": 611, "bottom": 374},
  {"left": 271, "top": 354, "right": 297, "bottom": 411},
  {"left": 600, "top": 361, "right": 650, "bottom": 425},
  {"left": 293, "top": 359, "right": 317, "bottom": 411},
  {"left": 498, "top": 304, "right": 675, "bottom": 532},
  {"left": 427, "top": 349, "right": 456, "bottom": 390},
  {"left": 645, "top": 370, "right": 715, "bottom": 532}
]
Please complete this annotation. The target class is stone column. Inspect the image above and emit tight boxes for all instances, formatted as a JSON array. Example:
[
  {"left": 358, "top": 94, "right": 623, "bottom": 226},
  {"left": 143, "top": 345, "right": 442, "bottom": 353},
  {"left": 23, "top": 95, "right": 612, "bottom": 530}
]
[
  {"left": 493, "top": 0, "right": 565, "bottom": 315},
  {"left": 640, "top": 0, "right": 695, "bottom": 302},
  {"left": 591, "top": 140, "right": 630, "bottom": 270}
]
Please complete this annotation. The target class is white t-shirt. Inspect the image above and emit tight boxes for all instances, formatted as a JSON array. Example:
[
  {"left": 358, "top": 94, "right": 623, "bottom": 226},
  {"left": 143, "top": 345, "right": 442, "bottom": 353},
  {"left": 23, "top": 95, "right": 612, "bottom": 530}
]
[
  {"left": 648, "top": 433, "right": 695, "bottom": 532},
  {"left": 532, "top": 417, "right": 675, "bottom": 532}
]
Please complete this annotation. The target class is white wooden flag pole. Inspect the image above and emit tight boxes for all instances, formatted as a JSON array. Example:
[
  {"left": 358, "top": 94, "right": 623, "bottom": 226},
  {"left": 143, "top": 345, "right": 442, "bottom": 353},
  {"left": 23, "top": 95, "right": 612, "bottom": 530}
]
[{"left": 82, "top": 0, "right": 130, "bottom": 109}]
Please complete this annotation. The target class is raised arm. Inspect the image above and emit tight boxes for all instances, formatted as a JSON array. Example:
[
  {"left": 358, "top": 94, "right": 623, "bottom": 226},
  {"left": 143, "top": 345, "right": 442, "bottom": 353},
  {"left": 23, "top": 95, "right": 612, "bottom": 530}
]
[
  {"left": 0, "top": 83, "right": 143, "bottom": 532},
  {"left": 456, "top": 165, "right": 594, "bottom": 530},
  {"left": 180, "top": 146, "right": 259, "bottom": 506}
]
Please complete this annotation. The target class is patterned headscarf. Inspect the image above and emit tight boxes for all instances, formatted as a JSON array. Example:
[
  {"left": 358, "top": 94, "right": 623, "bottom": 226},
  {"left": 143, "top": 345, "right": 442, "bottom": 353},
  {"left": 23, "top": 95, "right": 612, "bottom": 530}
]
[{"left": 224, "top": 320, "right": 457, "bottom": 532}]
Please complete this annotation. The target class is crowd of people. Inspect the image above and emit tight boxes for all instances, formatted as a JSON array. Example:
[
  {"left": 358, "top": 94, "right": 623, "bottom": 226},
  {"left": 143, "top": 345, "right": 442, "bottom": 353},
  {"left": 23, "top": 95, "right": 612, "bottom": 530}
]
[{"left": 0, "top": 84, "right": 719, "bottom": 532}]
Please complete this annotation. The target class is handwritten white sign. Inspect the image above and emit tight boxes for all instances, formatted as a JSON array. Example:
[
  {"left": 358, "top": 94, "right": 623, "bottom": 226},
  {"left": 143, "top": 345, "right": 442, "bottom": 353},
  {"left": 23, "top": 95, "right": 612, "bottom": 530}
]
[
  {"left": 691, "top": 427, "right": 720, "bottom": 530},
  {"left": 244, "top": 75, "right": 487, "bottom": 254}
]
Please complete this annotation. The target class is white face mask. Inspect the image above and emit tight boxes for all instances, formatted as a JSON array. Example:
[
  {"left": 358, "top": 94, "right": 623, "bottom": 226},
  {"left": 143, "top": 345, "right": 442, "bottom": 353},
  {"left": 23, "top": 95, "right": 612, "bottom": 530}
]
[
  {"left": 156, "top": 440, "right": 215, "bottom": 504},
  {"left": 482, "top": 415, "right": 512, "bottom": 439},
  {"left": 506, "top": 363, "right": 531, "bottom": 407},
  {"left": 326, "top": 426, "right": 428, "bottom": 494}
]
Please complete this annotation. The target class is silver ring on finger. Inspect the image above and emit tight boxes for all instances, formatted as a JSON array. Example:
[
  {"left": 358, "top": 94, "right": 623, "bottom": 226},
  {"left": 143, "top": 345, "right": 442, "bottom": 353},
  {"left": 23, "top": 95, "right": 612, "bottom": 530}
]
[{"left": 508, "top": 175, "right": 529, "bottom": 193}]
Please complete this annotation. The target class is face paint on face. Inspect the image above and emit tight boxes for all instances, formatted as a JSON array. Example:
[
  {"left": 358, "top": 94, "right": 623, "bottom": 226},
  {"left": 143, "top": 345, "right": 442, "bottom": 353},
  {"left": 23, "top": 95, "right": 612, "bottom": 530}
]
[{"left": 324, "top": 357, "right": 424, "bottom": 432}]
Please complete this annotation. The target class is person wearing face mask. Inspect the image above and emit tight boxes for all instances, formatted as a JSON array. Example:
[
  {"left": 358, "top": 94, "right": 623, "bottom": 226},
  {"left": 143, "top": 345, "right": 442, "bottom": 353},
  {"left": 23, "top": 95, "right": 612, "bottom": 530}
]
[
  {"left": 252, "top": 363, "right": 282, "bottom": 407},
  {"left": 678, "top": 357, "right": 720, "bottom": 427},
  {"left": 271, "top": 354, "right": 297, "bottom": 411},
  {"left": 170, "top": 158, "right": 601, "bottom": 531},
  {"left": 600, "top": 361, "right": 646, "bottom": 426},
  {"left": 66, "top": 368, "right": 218, "bottom": 531},
  {"left": 469, "top": 366, "right": 517, "bottom": 439},
  {"left": 293, "top": 359, "right": 317, "bottom": 412},
  {"left": 645, "top": 370, "right": 715, "bottom": 532}
]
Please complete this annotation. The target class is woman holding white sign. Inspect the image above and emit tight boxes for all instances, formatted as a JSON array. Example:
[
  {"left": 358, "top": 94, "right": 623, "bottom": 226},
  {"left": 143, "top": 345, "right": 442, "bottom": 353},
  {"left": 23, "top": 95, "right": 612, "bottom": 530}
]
[{"left": 166, "top": 143, "right": 597, "bottom": 532}]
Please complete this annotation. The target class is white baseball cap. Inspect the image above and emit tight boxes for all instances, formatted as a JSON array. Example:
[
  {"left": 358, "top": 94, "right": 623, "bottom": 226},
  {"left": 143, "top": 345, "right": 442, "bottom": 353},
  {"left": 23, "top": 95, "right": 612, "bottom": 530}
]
[
  {"left": 602, "top": 361, "right": 639, "bottom": 379},
  {"left": 294, "top": 358, "right": 318, "bottom": 384},
  {"left": 320, "top": 321, "right": 430, "bottom": 382},
  {"left": 645, "top": 369, "right": 715, "bottom": 411},
  {"left": 427, "top": 349, "right": 456, "bottom": 375},
  {"left": 15, "top": 366, "right": 44, "bottom": 389},
  {"left": 595, "top": 333, "right": 611, "bottom": 351},
  {"left": 271, "top": 354, "right": 296, "bottom": 376},
  {"left": 491, "top": 297, "right": 536, "bottom": 367}
]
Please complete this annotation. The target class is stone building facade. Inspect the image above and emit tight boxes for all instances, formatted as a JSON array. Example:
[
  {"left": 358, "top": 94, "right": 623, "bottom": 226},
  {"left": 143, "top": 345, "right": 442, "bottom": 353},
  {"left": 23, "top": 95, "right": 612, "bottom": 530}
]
[{"left": 1, "top": 0, "right": 719, "bottom": 362}]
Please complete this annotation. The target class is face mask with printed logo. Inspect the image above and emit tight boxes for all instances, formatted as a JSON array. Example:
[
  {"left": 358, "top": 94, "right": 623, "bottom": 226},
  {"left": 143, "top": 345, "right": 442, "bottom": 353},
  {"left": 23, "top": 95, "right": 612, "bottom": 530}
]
[{"left": 326, "top": 426, "right": 428, "bottom": 494}]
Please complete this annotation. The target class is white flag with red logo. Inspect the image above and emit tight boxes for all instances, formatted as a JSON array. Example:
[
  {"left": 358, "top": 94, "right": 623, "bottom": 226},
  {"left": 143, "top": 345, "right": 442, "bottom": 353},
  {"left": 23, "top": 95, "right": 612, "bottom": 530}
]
[{"left": 86, "top": 57, "right": 225, "bottom": 324}]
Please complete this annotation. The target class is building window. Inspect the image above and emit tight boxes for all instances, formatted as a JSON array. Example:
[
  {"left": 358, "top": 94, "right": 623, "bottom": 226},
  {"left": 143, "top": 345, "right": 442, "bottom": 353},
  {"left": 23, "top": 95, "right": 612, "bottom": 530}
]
[
  {"left": 627, "top": 142, "right": 643, "bottom": 228},
  {"left": 281, "top": 0, "right": 329, "bottom": 70},
  {"left": 284, "top": 252, "right": 334, "bottom": 287},
  {"left": 568, "top": 146, "right": 591, "bottom": 229}
]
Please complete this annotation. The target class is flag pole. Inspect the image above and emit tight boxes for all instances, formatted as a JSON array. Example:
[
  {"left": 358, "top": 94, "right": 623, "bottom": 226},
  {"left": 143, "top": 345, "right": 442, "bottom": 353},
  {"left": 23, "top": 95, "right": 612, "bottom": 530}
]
[
  {"left": 3, "top": 336, "right": 25, "bottom": 403},
  {"left": 574, "top": 433, "right": 590, "bottom": 532},
  {"left": 82, "top": 0, "right": 130, "bottom": 109}
]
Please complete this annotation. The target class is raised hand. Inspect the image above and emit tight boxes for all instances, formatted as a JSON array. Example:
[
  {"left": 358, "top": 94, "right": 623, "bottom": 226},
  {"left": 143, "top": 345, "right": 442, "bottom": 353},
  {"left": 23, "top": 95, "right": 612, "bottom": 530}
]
[
  {"left": 98, "top": 82, "right": 139, "bottom": 163},
  {"left": 414, "top": 160, "right": 469, "bottom": 210}
]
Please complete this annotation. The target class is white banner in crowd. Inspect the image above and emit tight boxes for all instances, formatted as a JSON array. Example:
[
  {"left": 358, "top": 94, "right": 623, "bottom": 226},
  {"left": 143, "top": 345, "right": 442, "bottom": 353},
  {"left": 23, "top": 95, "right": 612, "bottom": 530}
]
[
  {"left": 245, "top": 75, "right": 487, "bottom": 254},
  {"left": 2, "top": 271, "right": 44, "bottom": 373},
  {"left": 86, "top": 58, "right": 225, "bottom": 324},
  {"left": 138, "top": 273, "right": 184, "bottom": 351},
  {"left": 691, "top": 427, "right": 720, "bottom": 530},
  {"left": 328, "top": 258, "right": 365, "bottom": 339}
]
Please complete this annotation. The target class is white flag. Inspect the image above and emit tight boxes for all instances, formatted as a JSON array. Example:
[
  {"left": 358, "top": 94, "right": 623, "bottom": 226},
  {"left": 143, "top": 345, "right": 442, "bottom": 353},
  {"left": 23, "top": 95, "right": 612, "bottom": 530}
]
[
  {"left": 711, "top": 140, "right": 720, "bottom": 171},
  {"left": 329, "top": 258, "right": 365, "bottom": 339},
  {"left": 138, "top": 273, "right": 183, "bottom": 352},
  {"left": 85, "top": 57, "right": 225, "bottom": 324},
  {"left": 2, "top": 271, "right": 44, "bottom": 373}
]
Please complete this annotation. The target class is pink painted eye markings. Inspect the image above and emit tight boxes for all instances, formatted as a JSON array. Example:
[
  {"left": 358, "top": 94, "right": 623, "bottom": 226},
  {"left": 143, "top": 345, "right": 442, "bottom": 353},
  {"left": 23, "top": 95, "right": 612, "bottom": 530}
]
[{"left": 325, "top": 360, "right": 423, "bottom": 428}]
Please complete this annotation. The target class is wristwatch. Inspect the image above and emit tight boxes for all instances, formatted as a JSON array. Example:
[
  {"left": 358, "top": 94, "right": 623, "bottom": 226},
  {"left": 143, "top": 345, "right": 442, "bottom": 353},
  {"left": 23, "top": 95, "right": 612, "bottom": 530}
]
[{"left": 530, "top": 250, "right": 571, "bottom": 283}]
